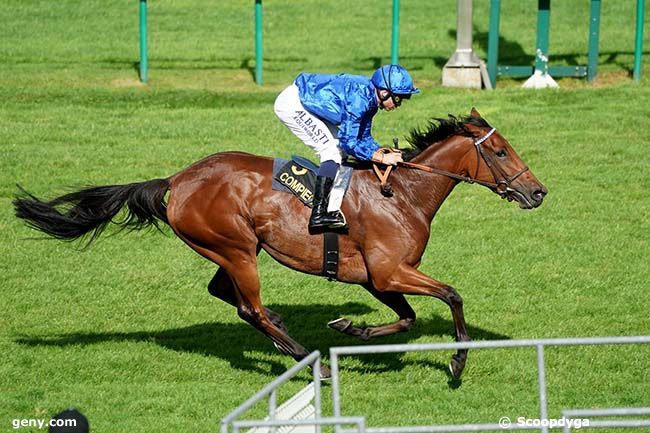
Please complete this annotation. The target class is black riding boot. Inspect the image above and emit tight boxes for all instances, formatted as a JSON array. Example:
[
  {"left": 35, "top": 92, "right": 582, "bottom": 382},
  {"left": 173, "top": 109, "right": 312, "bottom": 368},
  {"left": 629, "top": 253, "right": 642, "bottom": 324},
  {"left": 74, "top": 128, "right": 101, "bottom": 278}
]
[{"left": 309, "top": 176, "right": 347, "bottom": 230}]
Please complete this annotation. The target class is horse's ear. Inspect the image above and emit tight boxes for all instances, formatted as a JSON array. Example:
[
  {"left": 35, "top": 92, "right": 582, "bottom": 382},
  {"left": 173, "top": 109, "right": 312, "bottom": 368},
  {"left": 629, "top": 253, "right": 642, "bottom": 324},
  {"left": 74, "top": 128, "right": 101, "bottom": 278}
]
[{"left": 470, "top": 107, "right": 481, "bottom": 118}]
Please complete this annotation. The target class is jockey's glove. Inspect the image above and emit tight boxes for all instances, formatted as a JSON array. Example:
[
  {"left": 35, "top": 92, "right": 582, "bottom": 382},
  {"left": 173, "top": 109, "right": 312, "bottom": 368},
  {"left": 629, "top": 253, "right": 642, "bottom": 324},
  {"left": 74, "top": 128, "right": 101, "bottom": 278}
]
[{"left": 372, "top": 148, "right": 403, "bottom": 166}]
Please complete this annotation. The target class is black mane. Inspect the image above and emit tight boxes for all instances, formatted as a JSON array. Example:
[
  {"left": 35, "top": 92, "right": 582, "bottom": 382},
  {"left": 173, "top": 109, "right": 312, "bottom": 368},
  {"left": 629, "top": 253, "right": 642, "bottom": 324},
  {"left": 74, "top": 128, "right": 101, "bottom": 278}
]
[{"left": 403, "top": 114, "right": 492, "bottom": 161}]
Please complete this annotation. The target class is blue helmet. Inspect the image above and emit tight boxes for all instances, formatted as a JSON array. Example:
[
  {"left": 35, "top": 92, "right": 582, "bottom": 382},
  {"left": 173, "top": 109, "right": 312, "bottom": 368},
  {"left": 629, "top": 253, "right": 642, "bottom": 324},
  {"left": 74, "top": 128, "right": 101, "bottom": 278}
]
[{"left": 371, "top": 64, "right": 420, "bottom": 95}]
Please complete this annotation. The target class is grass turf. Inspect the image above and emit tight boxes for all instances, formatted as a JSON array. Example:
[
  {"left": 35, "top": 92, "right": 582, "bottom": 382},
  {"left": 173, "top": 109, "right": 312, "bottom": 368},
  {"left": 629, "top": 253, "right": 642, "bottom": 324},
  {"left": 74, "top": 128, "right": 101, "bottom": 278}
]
[{"left": 1, "top": 1, "right": 649, "bottom": 432}]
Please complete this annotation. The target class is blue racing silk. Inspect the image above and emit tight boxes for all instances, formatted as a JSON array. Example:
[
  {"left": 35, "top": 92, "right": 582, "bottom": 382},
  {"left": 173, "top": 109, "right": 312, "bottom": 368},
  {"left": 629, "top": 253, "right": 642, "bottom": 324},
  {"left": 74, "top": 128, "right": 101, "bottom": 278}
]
[{"left": 295, "top": 73, "right": 380, "bottom": 161}]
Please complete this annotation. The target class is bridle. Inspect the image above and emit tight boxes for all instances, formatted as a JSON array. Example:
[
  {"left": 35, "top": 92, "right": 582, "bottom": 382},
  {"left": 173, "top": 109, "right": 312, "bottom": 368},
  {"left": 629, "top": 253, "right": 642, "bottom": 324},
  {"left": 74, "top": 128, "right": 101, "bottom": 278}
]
[{"left": 399, "top": 127, "right": 529, "bottom": 198}]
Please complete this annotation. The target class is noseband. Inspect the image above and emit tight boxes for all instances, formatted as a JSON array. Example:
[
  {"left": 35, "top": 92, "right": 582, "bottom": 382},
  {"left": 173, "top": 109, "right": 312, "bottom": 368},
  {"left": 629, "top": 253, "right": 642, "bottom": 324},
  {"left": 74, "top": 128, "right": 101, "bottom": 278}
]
[{"left": 400, "top": 128, "right": 529, "bottom": 197}]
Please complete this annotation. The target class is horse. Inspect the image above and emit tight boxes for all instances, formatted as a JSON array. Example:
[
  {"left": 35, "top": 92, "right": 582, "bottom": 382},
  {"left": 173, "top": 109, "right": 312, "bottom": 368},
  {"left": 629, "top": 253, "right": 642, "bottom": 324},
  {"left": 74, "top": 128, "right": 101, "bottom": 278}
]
[{"left": 14, "top": 108, "right": 547, "bottom": 379}]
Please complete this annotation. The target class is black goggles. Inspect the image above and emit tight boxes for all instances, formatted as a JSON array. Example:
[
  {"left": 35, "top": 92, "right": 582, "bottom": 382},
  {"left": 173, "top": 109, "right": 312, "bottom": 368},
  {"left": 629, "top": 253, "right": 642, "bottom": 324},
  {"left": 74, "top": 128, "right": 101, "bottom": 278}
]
[
  {"left": 390, "top": 93, "right": 411, "bottom": 106},
  {"left": 379, "top": 91, "right": 410, "bottom": 106}
]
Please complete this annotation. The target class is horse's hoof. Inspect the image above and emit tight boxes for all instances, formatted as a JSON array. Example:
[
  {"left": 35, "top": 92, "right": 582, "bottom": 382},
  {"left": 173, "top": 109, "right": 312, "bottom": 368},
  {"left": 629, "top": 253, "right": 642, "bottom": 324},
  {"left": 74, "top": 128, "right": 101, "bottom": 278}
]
[
  {"left": 319, "top": 364, "right": 332, "bottom": 380},
  {"left": 272, "top": 342, "right": 290, "bottom": 356},
  {"left": 448, "top": 356, "right": 465, "bottom": 379},
  {"left": 207, "top": 285, "right": 219, "bottom": 298},
  {"left": 328, "top": 318, "right": 352, "bottom": 333}
]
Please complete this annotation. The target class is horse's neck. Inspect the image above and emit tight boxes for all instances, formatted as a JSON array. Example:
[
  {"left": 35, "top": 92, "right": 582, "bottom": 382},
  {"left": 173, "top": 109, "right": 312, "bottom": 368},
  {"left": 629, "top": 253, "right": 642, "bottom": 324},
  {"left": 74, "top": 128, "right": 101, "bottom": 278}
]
[
  {"left": 398, "top": 135, "right": 473, "bottom": 221},
  {"left": 413, "top": 134, "right": 473, "bottom": 174}
]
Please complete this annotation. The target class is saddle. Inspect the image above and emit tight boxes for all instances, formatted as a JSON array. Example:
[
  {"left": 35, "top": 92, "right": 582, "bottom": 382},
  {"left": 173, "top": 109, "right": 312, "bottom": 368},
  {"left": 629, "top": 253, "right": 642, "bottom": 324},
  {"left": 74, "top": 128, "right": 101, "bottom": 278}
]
[
  {"left": 271, "top": 156, "right": 353, "bottom": 207},
  {"left": 271, "top": 155, "right": 395, "bottom": 281},
  {"left": 272, "top": 156, "right": 353, "bottom": 282}
]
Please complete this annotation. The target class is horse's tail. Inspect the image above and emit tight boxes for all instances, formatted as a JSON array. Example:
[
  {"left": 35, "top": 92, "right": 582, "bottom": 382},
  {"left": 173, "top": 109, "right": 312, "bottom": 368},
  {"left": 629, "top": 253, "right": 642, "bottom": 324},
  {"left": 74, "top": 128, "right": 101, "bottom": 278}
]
[{"left": 14, "top": 178, "right": 170, "bottom": 245}]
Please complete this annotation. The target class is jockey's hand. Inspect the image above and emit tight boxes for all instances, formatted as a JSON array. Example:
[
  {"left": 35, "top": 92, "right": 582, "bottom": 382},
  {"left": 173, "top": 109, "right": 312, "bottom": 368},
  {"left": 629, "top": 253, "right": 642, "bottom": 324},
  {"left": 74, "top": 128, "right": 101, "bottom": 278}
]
[{"left": 372, "top": 148, "right": 403, "bottom": 166}]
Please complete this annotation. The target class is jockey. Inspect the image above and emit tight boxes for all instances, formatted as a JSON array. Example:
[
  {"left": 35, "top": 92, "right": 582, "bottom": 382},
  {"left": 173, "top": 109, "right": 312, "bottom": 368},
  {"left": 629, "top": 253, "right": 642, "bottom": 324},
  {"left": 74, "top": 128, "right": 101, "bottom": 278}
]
[{"left": 274, "top": 64, "right": 420, "bottom": 230}]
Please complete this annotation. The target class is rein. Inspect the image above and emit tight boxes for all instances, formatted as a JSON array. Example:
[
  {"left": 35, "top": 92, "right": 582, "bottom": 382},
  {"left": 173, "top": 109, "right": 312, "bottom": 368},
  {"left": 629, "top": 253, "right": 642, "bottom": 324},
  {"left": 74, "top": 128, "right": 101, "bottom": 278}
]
[
  {"left": 397, "top": 128, "right": 529, "bottom": 196},
  {"left": 398, "top": 161, "right": 498, "bottom": 189}
]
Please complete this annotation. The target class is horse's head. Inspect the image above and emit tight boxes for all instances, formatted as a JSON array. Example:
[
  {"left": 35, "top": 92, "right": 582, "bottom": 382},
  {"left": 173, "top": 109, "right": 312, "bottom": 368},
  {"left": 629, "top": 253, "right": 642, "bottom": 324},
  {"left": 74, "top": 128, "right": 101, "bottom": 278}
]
[
  {"left": 406, "top": 108, "right": 547, "bottom": 209},
  {"left": 463, "top": 108, "right": 547, "bottom": 209}
]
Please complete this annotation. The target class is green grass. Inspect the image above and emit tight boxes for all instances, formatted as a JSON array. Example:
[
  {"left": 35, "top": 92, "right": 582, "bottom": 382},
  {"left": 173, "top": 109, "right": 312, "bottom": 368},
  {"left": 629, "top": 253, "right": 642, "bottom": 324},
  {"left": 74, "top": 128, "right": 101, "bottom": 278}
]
[{"left": 2, "top": 1, "right": 650, "bottom": 432}]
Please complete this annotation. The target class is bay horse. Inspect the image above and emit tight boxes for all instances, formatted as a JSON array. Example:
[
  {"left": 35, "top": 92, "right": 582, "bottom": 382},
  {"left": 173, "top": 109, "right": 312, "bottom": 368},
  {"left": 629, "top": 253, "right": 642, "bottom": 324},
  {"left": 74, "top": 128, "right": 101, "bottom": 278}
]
[{"left": 14, "top": 109, "right": 547, "bottom": 379}]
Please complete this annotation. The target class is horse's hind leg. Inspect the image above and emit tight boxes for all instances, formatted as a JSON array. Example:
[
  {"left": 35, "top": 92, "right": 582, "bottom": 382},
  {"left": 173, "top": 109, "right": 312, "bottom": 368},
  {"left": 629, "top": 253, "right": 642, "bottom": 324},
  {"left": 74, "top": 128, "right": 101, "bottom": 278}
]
[
  {"left": 328, "top": 284, "right": 416, "bottom": 340},
  {"left": 208, "top": 267, "right": 288, "bottom": 333},
  {"left": 171, "top": 230, "right": 326, "bottom": 377},
  {"left": 223, "top": 258, "right": 331, "bottom": 378}
]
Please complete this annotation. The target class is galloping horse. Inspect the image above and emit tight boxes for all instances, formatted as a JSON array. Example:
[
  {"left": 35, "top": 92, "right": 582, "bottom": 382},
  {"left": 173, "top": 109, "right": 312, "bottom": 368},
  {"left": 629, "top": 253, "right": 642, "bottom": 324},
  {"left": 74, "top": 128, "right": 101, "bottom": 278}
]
[{"left": 14, "top": 109, "right": 547, "bottom": 379}]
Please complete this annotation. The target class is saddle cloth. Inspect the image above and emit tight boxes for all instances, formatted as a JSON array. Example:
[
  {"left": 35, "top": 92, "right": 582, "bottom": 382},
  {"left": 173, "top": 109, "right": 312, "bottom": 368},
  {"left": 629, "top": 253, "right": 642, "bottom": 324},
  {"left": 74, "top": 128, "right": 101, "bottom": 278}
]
[{"left": 272, "top": 156, "right": 353, "bottom": 209}]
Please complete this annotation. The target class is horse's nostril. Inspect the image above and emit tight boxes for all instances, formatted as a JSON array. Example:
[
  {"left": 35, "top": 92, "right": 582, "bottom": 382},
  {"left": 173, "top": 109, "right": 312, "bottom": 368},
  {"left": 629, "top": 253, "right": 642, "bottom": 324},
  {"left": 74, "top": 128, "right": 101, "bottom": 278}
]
[{"left": 532, "top": 189, "right": 546, "bottom": 202}]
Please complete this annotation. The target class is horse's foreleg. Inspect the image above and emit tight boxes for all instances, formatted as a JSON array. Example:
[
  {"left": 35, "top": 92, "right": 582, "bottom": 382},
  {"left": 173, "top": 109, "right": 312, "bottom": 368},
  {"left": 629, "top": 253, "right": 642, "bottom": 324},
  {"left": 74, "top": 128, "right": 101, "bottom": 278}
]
[
  {"left": 208, "top": 267, "right": 288, "bottom": 333},
  {"left": 373, "top": 263, "right": 470, "bottom": 379},
  {"left": 328, "top": 285, "right": 416, "bottom": 340}
]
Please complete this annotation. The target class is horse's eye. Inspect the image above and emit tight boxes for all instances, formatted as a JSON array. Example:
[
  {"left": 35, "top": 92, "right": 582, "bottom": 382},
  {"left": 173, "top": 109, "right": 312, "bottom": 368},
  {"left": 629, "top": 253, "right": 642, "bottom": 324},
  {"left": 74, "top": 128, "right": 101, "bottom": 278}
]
[{"left": 496, "top": 149, "right": 507, "bottom": 158}]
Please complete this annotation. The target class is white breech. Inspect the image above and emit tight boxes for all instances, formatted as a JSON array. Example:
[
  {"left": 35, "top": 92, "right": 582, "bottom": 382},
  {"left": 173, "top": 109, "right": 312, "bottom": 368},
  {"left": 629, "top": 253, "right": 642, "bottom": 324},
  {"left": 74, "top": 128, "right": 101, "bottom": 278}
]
[
  {"left": 274, "top": 83, "right": 347, "bottom": 213},
  {"left": 274, "top": 84, "right": 343, "bottom": 164}
]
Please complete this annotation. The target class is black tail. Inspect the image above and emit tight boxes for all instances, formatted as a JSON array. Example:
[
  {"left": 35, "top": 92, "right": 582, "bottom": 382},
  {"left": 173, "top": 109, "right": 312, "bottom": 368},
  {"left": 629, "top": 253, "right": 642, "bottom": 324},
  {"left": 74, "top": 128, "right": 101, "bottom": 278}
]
[{"left": 14, "top": 178, "right": 170, "bottom": 245}]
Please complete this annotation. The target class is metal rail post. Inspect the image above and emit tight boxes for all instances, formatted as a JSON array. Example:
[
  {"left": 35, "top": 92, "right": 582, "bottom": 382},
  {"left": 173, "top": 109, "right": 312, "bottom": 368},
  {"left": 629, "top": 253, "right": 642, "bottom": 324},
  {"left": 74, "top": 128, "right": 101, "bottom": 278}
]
[
  {"left": 587, "top": 0, "right": 601, "bottom": 81},
  {"left": 521, "top": 0, "right": 560, "bottom": 87},
  {"left": 537, "top": 345, "right": 549, "bottom": 433},
  {"left": 391, "top": 0, "right": 400, "bottom": 64},
  {"left": 139, "top": 0, "right": 148, "bottom": 83},
  {"left": 254, "top": 0, "right": 263, "bottom": 85},
  {"left": 313, "top": 357, "right": 322, "bottom": 433},
  {"left": 534, "top": 0, "right": 551, "bottom": 75},
  {"left": 634, "top": 0, "right": 646, "bottom": 81},
  {"left": 331, "top": 351, "right": 341, "bottom": 422},
  {"left": 487, "top": 0, "right": 501, "bottom": 88}
]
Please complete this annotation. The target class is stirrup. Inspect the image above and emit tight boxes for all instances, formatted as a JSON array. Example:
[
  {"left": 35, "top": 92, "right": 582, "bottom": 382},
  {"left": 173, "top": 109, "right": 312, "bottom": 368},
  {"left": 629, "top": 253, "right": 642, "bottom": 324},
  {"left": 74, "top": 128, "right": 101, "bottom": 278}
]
[
  {"left": 309, "top": 210, "right": 330, "bottom": 229},
  {"left": 325, "top": 211, "right": 347, "bottom": 229},
  {"left": 309, "top": 219, "right": 329, "bottom": 230}
]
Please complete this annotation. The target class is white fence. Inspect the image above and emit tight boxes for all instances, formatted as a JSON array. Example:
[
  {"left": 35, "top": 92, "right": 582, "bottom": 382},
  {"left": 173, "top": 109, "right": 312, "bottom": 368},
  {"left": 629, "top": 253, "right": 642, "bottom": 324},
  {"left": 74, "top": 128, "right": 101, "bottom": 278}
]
[{"left": 221, "top": 336, "right": 650, "bottom": 433}]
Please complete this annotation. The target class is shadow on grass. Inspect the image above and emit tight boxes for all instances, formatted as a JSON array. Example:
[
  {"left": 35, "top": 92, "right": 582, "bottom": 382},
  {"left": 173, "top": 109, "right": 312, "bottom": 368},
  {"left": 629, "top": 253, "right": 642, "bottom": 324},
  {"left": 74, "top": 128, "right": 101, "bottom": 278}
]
[{"left": 15, "top": 302, "right": 509, "bottom": 380}]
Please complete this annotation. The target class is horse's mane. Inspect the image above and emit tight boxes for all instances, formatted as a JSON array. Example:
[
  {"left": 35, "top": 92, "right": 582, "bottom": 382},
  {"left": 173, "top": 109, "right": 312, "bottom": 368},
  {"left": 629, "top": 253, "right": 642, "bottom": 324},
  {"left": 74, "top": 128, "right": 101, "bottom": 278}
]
[{"left": 403, "top": 114, "right": 492, "bottom": 161}]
